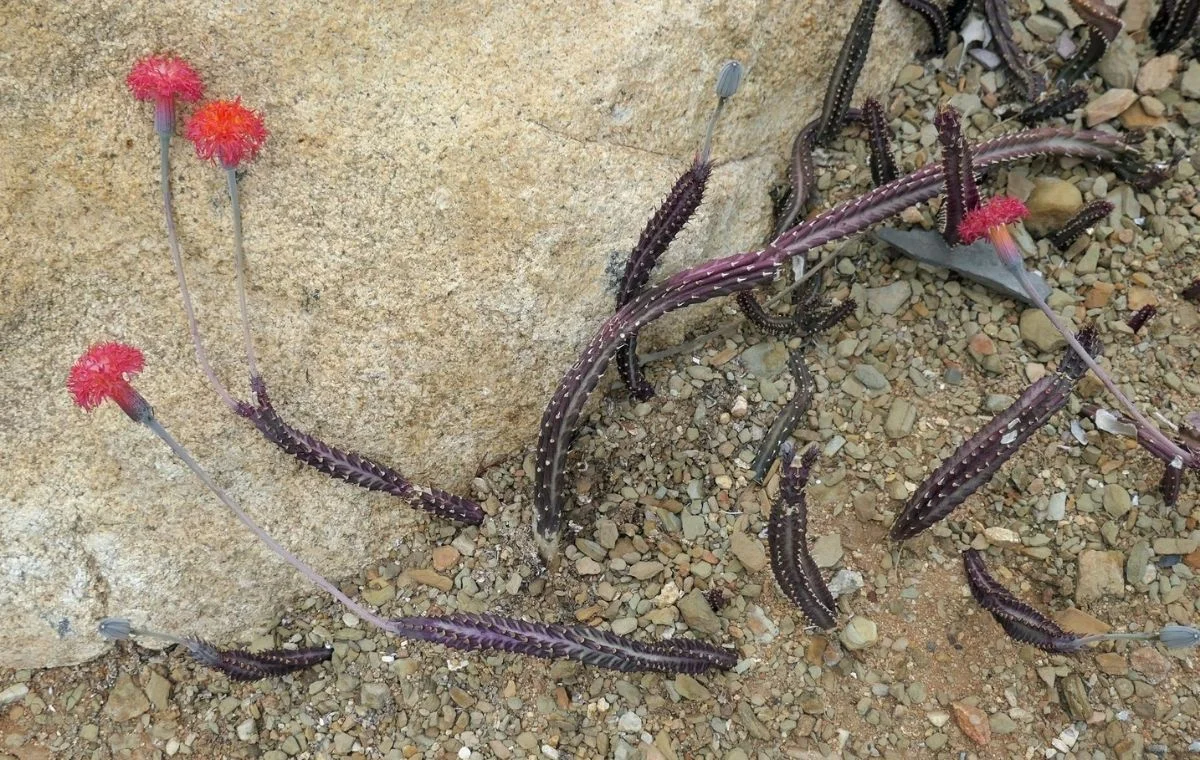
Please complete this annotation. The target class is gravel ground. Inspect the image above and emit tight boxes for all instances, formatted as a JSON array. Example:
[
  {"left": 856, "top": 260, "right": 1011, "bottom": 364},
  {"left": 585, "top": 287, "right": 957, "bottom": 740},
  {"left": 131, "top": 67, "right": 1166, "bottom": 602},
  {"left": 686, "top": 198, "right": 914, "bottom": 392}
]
[{"left": 4, "top": 9, "right": 1200, "bottom": 760}]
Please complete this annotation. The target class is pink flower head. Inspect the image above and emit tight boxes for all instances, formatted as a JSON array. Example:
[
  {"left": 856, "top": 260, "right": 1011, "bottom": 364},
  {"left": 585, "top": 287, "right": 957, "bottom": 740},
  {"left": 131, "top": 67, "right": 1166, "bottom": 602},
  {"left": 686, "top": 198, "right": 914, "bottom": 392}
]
[
  {"left": 127, "top": 55, "right": 205, "bottom": 104},
  {"left": 958, "top": 196, "right": 1029, "bottom": 245},
  {"left": 185, "top": 99, "right": 268, "bottom": 169},
  {"left": 68, "top": 342, "right": 151, "bottom": 421},
  {"left": 958, "top": 195, "right": 1029, "bottom": 268}
]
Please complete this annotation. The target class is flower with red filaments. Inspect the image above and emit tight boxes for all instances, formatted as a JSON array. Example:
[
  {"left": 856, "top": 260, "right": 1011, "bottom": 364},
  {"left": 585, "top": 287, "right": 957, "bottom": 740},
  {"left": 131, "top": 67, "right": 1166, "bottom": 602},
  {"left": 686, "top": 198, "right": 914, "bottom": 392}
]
[
  {"left": 68, "top": 342, "right": 151, "bottom": 421},
  {"left": 185, "top": 99, "right": 268, "bottom": 169},
  {"left": 958, "top": 195, "right": 1029, "bottom": 267},
  {"left": 127, "top": 56, "right": 205, "bottom": 104}
]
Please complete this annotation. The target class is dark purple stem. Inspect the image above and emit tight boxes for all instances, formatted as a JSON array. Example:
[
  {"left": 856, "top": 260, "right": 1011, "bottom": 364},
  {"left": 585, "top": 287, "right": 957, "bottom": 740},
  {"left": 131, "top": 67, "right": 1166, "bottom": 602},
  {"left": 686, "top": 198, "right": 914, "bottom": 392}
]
[
  {"left": 814, "top": 0, "right": 882, "bottom": 145},
  {"left": 963, "top": 549, "right": 1084, "bottom": 653},
  {"left": 1150, "top": 0, "right": 1199, "bottom": 53},
  {"left": 1016, "top": 87, "right": 1087, "bottom": 126},
  {"left": 1048, "top": 199, "right": 1113, "bottom": 251},
  {"left": 896, "top": 0, "right": 950, "bottom": 56},
  {"left": 1056, "top": 0, "right": 1123, "bottom": 87},
  {"left": 613, "top": 159, "right": 713, "bottom": 400},
  {"left": 534, "top": 128, "right": 1147, "bottom": 558},
  {"left": 768, "top": 444, "right": 837, "bottom": 628},
  {"left": 385, "top": 613, "right": 737, "bottom": 674},
  {"left": 934, "top": 107, "right": 979, "bottom": 245},
  {"left": 186, "top": 640, "right": 333, "bottom": 681},
  {"left": 890, "top": 328, "right": 1100, "bottom": 540},
  {"left": 239, "top": 376, "right": 484, "bottom": 525},
  {"left": 984, "top": 0, "right": 1046, "bottom": 100},
  {"left": 863, "top": 97, "right": 899, "bottom": 186}
]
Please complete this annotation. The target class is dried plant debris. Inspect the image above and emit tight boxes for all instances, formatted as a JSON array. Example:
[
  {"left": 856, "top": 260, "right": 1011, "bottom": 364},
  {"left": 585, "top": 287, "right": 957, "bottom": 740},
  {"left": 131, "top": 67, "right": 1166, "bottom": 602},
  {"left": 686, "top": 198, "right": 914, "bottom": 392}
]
[
  {"left": 99, "top": 618, "right": 333, "bottom": 681},
  {"left": 389, "top": 613, "right": 737, "bottom": 674},
  {"left": 1181, "top": 278, "right": 1200, "bottom": 303},
  {"left": 890, "top": 328, "right": 1101, "bottom": 540},
  {"left": 1015, "top": 86, "right": 1087, "bottom": 126},
  {"left": 962, "top": 551, "right": 1085, "bottom": 653},
  {"left": 1126, "top": 305, "right": 1157, "bottom": 334},
  {"left": 815, "top": 0, "right": 883, "bottom": 144},
  {"left": 896, "top": 0, "right": 950, "bottom": 56},
  {"left": 983, "top": 0, "right": 1046, "bottom": 100},
  {"left": 1150, "top": 0, "right": 1200, "bottom": 53},
  {"left": 1048, "top": 199, "right": 1113, "bottom": 251},
  {"left": 1056, "top": 0, "right": 1123, "bottom": 87},
  {"left": 768, "top": 444, "right": 838, "bottom": 629},
  {"left": 239, "top": 377, "right": 484, "bottom": 525},
  {"left": 862, "top": 97, "right": 899, "bottom": 186}
]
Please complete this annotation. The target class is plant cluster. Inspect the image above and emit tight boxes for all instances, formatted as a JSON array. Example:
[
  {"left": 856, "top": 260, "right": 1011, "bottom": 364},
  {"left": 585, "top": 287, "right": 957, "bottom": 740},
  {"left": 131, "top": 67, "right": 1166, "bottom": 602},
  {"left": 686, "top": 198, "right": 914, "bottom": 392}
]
[{"left": 75, "top": 0, "right": 1198, "bottom": 688}]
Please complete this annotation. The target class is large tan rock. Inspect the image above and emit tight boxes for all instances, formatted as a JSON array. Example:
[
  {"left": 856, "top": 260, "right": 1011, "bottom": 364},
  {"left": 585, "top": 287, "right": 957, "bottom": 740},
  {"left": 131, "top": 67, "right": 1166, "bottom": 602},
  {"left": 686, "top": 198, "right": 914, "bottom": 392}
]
[{"left": 0, "top": 2, "right": 920, "bottom": 668}]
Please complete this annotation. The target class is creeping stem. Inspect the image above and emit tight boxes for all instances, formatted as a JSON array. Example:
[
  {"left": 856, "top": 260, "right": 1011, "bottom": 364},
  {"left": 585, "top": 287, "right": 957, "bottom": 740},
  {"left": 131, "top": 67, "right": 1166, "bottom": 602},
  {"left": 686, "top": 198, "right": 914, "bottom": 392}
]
[{"left": 533, "top": 128, "right": 1145, "bottom": 558}]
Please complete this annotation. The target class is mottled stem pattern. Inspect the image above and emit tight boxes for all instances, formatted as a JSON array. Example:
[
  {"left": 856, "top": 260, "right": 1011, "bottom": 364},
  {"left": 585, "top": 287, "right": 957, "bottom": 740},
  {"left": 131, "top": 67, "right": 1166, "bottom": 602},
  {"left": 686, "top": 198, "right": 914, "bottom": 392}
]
[
  {"left": 1057, "top": 0, "right": 1123, "bottom": 87},
  {"left": 239, "top": 376, "right": 485, "bottom": 525},
  {"left": 768, "top": 444, "right": 837, "bottom": 628},
  {"left": 1126, "top": 305, "right": 1157, "bottom": 334},
  {"left": 890, "top": 328, "right": 1100, "bottom": 540},
  {"left": 984, "top": 0, "right": 1046, "bottom": 100},
  {"left": 386, "top": 613, "right": 737, "bottom": 674},
  {"left": 752, "top": 351, "right": 815, "bottom": 483},
  {"left": 535, "top": 128, "right": 1147, "bottom": 557},
  {"left": 963, "top": 549, "right": 1084, "bottom": 653},
  {"left": 1048, "top": 199, "right": 1113, "bottom": 251}
]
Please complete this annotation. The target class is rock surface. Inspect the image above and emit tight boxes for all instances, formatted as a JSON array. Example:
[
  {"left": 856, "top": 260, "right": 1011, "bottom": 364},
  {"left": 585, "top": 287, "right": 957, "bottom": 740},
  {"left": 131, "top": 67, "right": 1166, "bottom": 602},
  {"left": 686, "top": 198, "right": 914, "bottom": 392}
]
[{"left": 0, "top": 3, "right": 926, "bottom": 669}]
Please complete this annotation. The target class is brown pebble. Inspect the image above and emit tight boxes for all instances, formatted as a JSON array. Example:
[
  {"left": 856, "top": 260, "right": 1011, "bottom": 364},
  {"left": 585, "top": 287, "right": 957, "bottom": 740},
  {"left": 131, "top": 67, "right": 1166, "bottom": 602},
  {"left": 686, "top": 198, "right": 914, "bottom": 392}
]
[
  {"left": 952, "top": 702, "right": 991, "bottom": 745},
  {"left": 403, "top": 568, "right": 454, "bottom": 592},
  {"left": 431, "top": 545, "right": 461, "bottom": 572}
]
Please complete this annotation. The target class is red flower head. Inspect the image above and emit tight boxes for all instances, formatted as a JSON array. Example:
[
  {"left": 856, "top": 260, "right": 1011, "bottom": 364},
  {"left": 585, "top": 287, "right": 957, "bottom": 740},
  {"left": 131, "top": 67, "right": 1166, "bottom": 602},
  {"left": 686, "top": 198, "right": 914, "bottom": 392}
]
[
  {"left": 958, "top": 196, "right": 1029, "bottom": 245},
  {"left": 128, "top": 56, "right": 204, "bottom": 134},
  {"left": 959, "top": 195, "right": 1029, "bottom": 268},
  {"left": 185, "top": 99, "right": 268, "bottom": 169},
  {"left": 68, "top": 342, "right": 151, "bottom": 421},
  {"left": 127, "top": 55, "right": 205, "bottom": 105}
]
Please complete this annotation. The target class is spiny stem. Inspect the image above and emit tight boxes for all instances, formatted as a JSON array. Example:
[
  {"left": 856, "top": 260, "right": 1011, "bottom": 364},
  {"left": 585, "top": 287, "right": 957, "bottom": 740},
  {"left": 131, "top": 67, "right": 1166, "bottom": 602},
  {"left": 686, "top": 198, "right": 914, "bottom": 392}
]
[
  {"left": 815, "top": 0, "right": 882, "bottom": 144},
  {"left": 1005, "top": 261, "right": 1193, "bottom": 466},
  {"left": 1056, "top": 0, "right": 1123, "bottom": 87},
  {"left": 226, "top": 167, "right": 260, "bottom": 383},
  {"left": 160, "top": 131, "right": 239, "bottom": 411},
  {"left": 863, "top": 98, "right": 898, "bottom": 187},
  {"left": 1016, "top": 87, "right": 1087, "bottom": 127},
  {"left": 1048, "top": 199, "right": 1113, "bottom": 251},
  {"left": 895, "top": 0, "right": 950, "bottom": 56},
  {"left": 984, "top": 0, "right": 1046, "bottom": 100}
]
